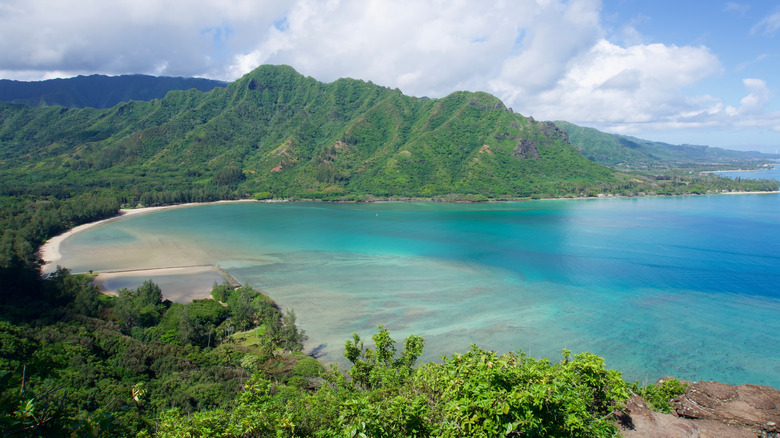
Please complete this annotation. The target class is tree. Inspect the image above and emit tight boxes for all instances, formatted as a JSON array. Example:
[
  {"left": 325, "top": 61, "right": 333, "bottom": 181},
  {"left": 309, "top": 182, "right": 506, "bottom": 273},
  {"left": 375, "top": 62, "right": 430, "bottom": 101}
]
[
  {"left": 178, "top": 299, "right": 229, "bottom": 347},
  {"left": 279, "top": 310, "right": 305, "bottom": 352},
  {"left": 344, "top": 325, "right": 424, "bottom": 390},
  {"left": 212, "top": 168, "right": 246, "bottom": 186},
  {"left": 136, "top": 279, "right": 163, "bottom": 307},
  {"left": 113, "top": 280, "right": 166, "bottom": 333},
  {"left": 226, "top": 289, "right": 255, "bottom": 331},
  {"left": 210, "top": 280, "right": 233, "bottom": 302}
]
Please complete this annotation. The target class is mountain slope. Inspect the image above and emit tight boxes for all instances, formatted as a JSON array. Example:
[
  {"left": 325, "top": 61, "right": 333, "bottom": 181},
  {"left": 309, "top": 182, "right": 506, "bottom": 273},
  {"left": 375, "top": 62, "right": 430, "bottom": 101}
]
[
  {"left": 0, "top": 74, "right": 227, "bottom": 109},
  {"left": 0, "top": 65, "right": 619, "bottom": 200},
  {"left": 556, "top": 121, "right": 778, "bottom": 170}
]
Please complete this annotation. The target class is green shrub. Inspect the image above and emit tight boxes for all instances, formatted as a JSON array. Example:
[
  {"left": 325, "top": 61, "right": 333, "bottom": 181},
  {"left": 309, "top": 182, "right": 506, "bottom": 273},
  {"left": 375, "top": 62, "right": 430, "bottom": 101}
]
[
  {"left": 634, "top": 377, "right": 688, "bottom": 413},
  {"left": 292, "top": 356, "right": 324, "bottom": 379}
]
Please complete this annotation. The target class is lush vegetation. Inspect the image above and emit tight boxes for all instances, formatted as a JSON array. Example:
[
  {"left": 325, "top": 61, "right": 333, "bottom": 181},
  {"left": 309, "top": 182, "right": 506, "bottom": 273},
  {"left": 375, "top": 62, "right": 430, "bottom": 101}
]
[
  {"left": 631, "top": 378, "right": 688, "bottom": 414},
  {"left": 155, "top": 329, "right": 632, "bottom": 437},
  {"left": 4, "top": 64, "right": 771, "bottom": 207},
  {"left": 557, "top": 120, "right": 778, "bottom": 171},
  {"left": 0, "top": 75, "right": 226, "bottom": 109},
  {"left": 3, "top": 274, "right": 638, "bottom": 438},
  {"left": 0, "top": 64, "right": 769, "bottom": 437},
  {"left": 0, "top": 271, "right": 309, "bottom": 436}
]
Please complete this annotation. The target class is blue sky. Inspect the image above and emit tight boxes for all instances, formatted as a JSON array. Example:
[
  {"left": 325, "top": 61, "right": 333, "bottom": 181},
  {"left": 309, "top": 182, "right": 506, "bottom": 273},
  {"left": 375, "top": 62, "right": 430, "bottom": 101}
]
[
  {"left": 0, "top": 0, "right": 778, "bottom": 152},
  {"left": 604, "top": 1, "right": 777, "bottom": 107},
  {"left": 595, "top": 1, "right": 780, "bottom": 150}
]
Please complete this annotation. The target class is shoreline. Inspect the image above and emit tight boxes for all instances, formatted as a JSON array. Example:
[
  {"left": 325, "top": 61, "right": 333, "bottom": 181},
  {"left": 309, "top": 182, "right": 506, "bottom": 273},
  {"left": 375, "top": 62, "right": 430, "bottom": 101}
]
[
  {"left": 92, "top": 265, "right": 224, "bottom": 303},
  {"left": 703, "top": 167, "right": 776, "bottom": 174},
  {"left": 38, "top": 191, "right": 779, "bottom": 273},
  {"left": 39, "top": 199, "right": 258, "bottom": 273},
  {"left": 719, "top": 190, "right": 779, "bottom": 195}
]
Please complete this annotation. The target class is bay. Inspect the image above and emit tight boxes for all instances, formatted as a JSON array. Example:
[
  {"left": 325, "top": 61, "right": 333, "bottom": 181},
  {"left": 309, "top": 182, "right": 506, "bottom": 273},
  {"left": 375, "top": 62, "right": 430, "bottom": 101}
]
[
  {"left": 55, "top": 195, "right": 780, "bottom": 388},
  {"left": 716, "top": 162, "right": 780, "bottom": 182}
]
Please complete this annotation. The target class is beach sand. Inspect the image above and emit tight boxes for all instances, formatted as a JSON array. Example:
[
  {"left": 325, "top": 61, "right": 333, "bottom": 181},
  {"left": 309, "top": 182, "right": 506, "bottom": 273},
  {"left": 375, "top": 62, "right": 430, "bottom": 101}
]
[
  {"left": 720, "top": 190, "right": 779, "bottom": 195},
  {"left": 39, "top": 200, "right": 258, "bottom": 273},
  {"left": 38, "top": 200, "right": 258, "bottom": 303},
  {"left": 93, "top": 265, "right": 224, "bottom": 303},
  {"left": 40, "top": 205, "right": 176, "bottom": 273}
]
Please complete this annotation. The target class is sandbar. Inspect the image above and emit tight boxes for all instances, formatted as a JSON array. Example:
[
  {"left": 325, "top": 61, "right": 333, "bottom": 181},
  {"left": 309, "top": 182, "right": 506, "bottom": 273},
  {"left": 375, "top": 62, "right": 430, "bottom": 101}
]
[
  {"left": 39, "top": 200, "right": 257, "bottom": 273},
  {"left": 93, "top": 265, "right": 224, "bottom": 303}
]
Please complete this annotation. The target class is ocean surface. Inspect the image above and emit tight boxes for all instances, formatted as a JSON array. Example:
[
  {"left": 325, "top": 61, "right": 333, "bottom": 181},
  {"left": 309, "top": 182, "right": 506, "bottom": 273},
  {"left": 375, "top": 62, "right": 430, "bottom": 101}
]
[
  {"left": 717, "top": 163, "right": 780, "bottom": 182},
  {"left": 55, "top": 194, "right": 780, "bottom": 388}
]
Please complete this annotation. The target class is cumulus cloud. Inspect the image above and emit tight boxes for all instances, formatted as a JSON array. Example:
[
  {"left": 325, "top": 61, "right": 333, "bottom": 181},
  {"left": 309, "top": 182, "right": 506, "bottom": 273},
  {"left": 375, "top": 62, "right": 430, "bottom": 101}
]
[
  {"left": 0, "top": 0, "right": 778, "bottom": 145},
  {"left": 228, "top": 0, "right": 540, "bottom": 98},
  {"left": 732, "top": 78, "right": 772, "bottom": 114},
  {"left": 0, "top": 0, "right": 289, "bottom": 78},
  {"left": 724, "top": 79, "right": 780, "bottom": 132},
  {"left": 599, "top": 77, "right": 780, "bottom": 134},
  {"left": 509, "top": 40, "right": 723, "bottom": 125}
]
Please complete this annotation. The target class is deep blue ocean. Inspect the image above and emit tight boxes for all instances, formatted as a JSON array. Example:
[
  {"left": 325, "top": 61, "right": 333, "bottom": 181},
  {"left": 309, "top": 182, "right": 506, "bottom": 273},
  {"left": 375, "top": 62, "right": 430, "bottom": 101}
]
[{"left": 57, "top": 188, "right": 780, "bottom": 388}]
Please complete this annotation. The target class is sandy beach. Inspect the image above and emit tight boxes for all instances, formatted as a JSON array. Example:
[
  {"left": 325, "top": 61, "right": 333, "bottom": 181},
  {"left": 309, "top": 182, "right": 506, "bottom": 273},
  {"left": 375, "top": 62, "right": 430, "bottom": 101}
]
[
  {"left": 719, "top": 190, "right": 779, "bottom": 195},
  {"left": 40, "top": 205, "right": 178, "bottom": 273},
  {"left": 39, "top": 199, "right": 257, "bottom": 273},
  {"left": 38, "top": 200, "right": 259, "bottom": 303}
]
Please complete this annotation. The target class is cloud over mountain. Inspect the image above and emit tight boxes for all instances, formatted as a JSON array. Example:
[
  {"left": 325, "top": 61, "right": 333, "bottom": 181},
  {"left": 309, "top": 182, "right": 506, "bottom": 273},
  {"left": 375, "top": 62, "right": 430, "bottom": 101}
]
[{"left": 0, "top": 0, "right": 778, "bottom": 149}]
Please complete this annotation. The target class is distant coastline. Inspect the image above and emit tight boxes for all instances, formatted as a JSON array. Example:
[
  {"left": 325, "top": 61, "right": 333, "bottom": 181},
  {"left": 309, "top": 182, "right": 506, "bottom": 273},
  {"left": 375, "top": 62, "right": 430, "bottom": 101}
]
[{"left": 702, "top": 163, "right": 776, "bottom": 174}]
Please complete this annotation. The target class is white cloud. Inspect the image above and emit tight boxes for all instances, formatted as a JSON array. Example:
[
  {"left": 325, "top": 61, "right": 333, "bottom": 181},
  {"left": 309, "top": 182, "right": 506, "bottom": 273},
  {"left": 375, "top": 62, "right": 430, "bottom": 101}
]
[
  {"left": 606, "top": 77, "right": 780, "bottom": 135},
  {"left": 724, "top": 2, "right": 750, "bottom": 15},
  {"left": 724, "top": 79, "right": 780, "bottom": 131},
  {"left": 228, "top": 0, "right": 542, "bottom": 98},
  {"left": 735, "top": 78, "right": 772, "bottom": 114},
  {"left": 752, "top": 10, "right": 780, "bottom": 36},
  {"left": 0, "top": 0, "right": 778, "bottom": 148},
  {"left": 0, "top": 0, "right": 289, "bottom": 78},
  {"left": 509, "top": 40, "right": 722, "bottom": 124},
  {"left": 488, "top": 0, "right": 604, "bottom": 104}
]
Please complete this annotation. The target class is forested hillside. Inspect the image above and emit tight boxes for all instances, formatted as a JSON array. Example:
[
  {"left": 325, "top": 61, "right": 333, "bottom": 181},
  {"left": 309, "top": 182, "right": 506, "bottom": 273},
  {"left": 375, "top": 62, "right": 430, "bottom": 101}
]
[
  {"left": 0, "top": 65, "right": 625, "bottom": 203},
  {"left": 0, "top": 75, "right": 226, "bottom": 109},
  {"left": 3, "top": 65, "right": 775, "bottom": 206},
  {"left": 556, "top": 120, "right": 779, "bottom": 170}
]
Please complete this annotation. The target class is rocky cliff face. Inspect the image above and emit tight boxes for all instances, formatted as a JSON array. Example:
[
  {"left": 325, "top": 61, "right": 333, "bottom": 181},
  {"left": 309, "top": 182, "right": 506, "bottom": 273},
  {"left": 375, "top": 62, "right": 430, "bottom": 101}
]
[{"left": 617, "top": 379, "right": 779, "bottom": 437}]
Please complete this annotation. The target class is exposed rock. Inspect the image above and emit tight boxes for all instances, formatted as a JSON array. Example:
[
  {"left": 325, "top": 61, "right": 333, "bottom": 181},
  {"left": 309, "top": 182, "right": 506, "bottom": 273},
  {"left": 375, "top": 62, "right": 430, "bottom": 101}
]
[
  {"left": 513, "top": 137, "right": 540, "bottom": 160},
  {"left": 248, "top": 79, "right": 266, "bottom": 91},
  {"left": 479, "top": 144, "right": 493, "bottom": 155},
  {"left": 540, "top": 121, "right": 569, "bottom": 143},
  {"left": 467, "top": 98, "right": 505, "bottom": 110},
  {"left": 616, "top": 381, "right": 780, "bottom": 438},
  {"left": 674, "top": 381, "right": 780, "bottom": 434}
]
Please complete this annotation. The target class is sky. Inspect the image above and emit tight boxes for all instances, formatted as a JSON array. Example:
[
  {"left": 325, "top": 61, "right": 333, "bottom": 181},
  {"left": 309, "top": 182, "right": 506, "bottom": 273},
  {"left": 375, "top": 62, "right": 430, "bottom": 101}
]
[{"left": 1, "top": 0, "right": 779, "bottom": 152}]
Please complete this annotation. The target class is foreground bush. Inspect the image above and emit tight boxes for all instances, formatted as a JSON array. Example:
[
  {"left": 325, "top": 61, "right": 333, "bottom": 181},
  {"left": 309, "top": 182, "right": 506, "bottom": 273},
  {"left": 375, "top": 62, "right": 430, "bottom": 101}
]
[{"left": 156, "top": 329, "right": 630, "bottom": 437}]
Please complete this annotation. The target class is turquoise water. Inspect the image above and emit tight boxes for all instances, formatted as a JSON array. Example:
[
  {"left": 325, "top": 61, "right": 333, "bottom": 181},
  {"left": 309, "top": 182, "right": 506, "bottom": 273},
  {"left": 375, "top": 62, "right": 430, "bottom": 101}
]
[
  {"left": 717, "top": 163, "right": 780, "bottom": 181},
  {"left": 57, "top": 196, "right": 780, "bottom": 387}
]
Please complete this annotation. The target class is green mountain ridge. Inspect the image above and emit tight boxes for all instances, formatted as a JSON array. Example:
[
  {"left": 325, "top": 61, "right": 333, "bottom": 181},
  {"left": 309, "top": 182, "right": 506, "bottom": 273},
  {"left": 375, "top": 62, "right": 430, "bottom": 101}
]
[
  {"left": 0, "top": 74, "right": 227, "bottom": 109},
  {"left": 556, "top": 120, "right": 779, "bottom": 170},
  {"left": 1, "top": 64, "right": 621, "bottom": 201}
]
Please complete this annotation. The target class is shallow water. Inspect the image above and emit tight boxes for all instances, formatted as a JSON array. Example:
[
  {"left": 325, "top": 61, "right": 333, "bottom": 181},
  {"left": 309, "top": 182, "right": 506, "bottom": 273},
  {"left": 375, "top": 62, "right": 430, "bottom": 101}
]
[
  {"left": 717, "top": 163, "right": 780, "bottom": 182},
  {"left": 56, "top": 195, "right": 780, "bottom": 387}
]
